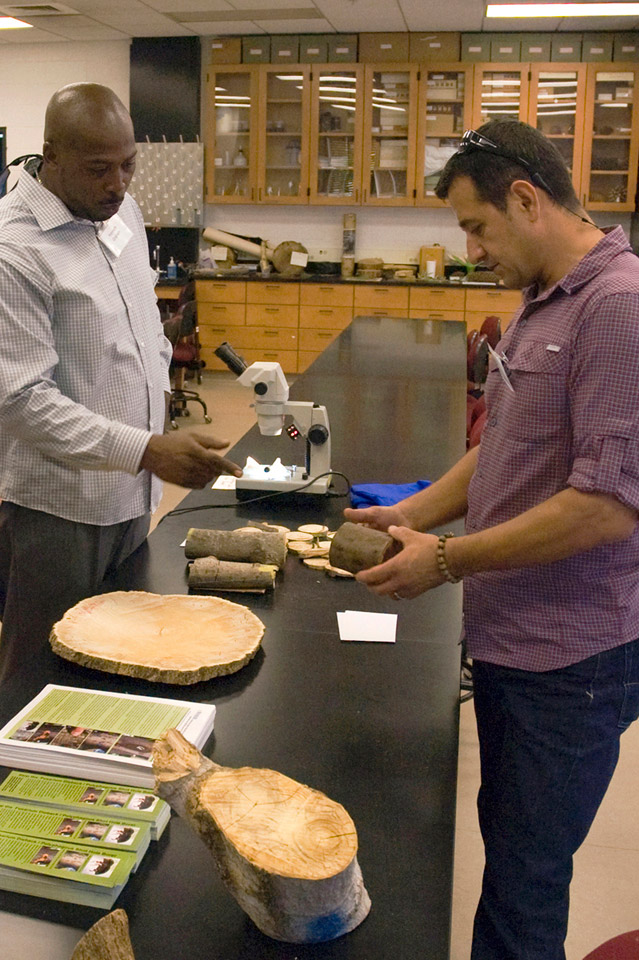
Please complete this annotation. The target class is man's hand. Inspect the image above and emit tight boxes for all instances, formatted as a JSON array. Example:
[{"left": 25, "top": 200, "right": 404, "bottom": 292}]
[
  {"left": 343, "top": 504, "right": 412, "bottom": 532},
  {"left": 356, "top": 526, "right": 445, "bottom": 599},
  {"left": 140, "top": 432, "right": 242, "bottom": 489}
]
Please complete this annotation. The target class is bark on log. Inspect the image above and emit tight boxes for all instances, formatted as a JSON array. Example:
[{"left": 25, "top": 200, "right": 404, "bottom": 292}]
[
  {"left": 188, "top": 557, "right": 277, "bottom": 592},
  {"left": 71, "top": 910, "right": 135, "bottom": 960},
  {"left": 329, "top": 522, "right": 400, "bottom": 574},
  {"left": 153, "top": 729, "right": 371, "bottom": 943},
  {"left": 185, "top": 528, "right": 287, "bottom": 568}
]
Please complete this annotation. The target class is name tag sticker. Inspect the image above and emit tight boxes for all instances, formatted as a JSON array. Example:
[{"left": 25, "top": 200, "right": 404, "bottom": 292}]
[
  {"left": 546, "top": 344, "right": 561, "bottom": 352},
  {"left": 97, "top": 214, "right": 132, "bottom": 257}
]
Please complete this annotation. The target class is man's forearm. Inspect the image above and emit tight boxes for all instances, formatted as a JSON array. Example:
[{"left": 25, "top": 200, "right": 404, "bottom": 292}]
[
  {"left": 446, "top": 486, "right": 637, "bottom": 577},
  {"left": 400, "top": 445, "right": 479, "bottom": 531}
]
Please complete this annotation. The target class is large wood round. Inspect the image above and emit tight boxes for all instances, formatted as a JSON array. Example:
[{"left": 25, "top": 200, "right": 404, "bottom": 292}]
[{"left": 50, "top": 591, "right": 265, "bottom": 684}]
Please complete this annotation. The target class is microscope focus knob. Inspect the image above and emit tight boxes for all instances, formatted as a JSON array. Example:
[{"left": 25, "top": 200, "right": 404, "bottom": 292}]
[
  {"left": 254, "top": 382, "right": 268, "bottom": 396},
  {"left": 308, "top": 424, "right": 329, "bottom": 445}
]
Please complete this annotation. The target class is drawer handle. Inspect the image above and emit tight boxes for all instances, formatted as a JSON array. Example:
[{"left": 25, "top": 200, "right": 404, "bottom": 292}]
[
  {"left": 319, "top": 309, "right": 333, "bottom": 315},
  {"left": 428, "top": 313, "right": 444, "bottom": 319},
  {"left": 263, "top": 330, "right": 278, "bottom": 336},
  {"left": 265, "top": 285, "right": 281, "bottom": 290},
  {"left": 487, "top": 292, "right": 501, "bottom": 297},
  {"left": 317, "top": 332, "right": 333, "bottom": 339},
  {"left": 319, "top": 286, "right": 335, "bottom": 292},
  {"left": 211, "top": 305, "right": 227, "bottom": 311},
  {"left": 265, "top": 307, "right": 279, "bottom": 313},
  {"left": 429, "top": 290, "right": 445, "bottom": 295},
  {"left": 211, "top": 284, "right": 227, "bottom": 289},
  {"left": 375, "top": 289, "right": 389, "bottom": 294}
]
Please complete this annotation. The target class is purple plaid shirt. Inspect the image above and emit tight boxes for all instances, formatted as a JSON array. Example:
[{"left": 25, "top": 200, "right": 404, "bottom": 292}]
[{"left": 464, "top": 226, "right": 639, "bottom": 671}]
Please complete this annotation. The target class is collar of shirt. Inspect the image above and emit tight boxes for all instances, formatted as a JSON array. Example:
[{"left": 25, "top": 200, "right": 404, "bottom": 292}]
[
  {"left": 17, "top": 168, "right": 99, "bottom": 233},
  {"left": 520, "top": 225, "right": 631, "bottom": 308}
]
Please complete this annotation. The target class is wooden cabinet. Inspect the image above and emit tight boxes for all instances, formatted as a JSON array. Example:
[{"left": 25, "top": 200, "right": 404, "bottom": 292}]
[
  {"left": 258, "top": 65, "right": 311, "bottom": 204},
  {"left": 196, "top": 280, "right": 247, "bottom": 371},
  {"left": 298, "top": 283, "right": 354, "bottom": 370},
  {"left": 205, "top": 66, "right": 258, "bottom": 204},
  {"left": 362, "top": 64, "right": 419, "bottom": 205},
  {"left": 581, "top": 63, "right": 639, "bottom": 211},
  {"left": 309, "top": 65, "right": 364, "bottom": 204},
  {"left": 472, "top": 64, "right": 530, "bottom": 126},
  {"left": 416, "top": 64, "right": 474, "bottom": 206},
  {"left": 528, "top": 64, "right": 587, "bottom": 199},
  {"left": 464, "top": 288, "right": 521, "bottom": 334},
  {"left": 353, "top": 284, "right": 410, "bottom": 313}
]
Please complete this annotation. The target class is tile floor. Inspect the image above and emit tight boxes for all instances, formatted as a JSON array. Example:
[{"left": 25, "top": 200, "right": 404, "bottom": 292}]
[{"left": 167, "top": 372, "right": 639, "bottom": 960}]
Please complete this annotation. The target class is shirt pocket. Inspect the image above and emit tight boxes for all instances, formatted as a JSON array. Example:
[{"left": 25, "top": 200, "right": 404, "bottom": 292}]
[{"left": 501, "top": 340, "right": 569, "bottom": 442}]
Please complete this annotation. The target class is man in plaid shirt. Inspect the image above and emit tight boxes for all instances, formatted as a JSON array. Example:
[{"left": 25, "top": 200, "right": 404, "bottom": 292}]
[{"left": 346, "top": 120, "right": 639, "bottom": 959}]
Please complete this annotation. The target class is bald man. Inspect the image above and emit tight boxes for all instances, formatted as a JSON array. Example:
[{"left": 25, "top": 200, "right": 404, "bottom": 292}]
[{"left": 0, "top": 84, "right": 241, "bottom": 690}]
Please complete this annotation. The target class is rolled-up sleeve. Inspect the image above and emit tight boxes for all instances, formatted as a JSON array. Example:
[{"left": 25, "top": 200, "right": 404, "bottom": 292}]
[{"left": 569, "top": 292, "right": 639, "bottom": 511}]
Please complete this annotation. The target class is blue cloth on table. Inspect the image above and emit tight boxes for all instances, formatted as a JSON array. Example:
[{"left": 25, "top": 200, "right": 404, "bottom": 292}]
[{"left": 349, "top": 480, "right": 431, "bottom": 508}]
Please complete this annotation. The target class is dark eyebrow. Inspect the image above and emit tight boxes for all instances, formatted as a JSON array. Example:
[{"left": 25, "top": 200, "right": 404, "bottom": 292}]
[{"left": 458, "top": 218, "right": 480, "bottom": 231}]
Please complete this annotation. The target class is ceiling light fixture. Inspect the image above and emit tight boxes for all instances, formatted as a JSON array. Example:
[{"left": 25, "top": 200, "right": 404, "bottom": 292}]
[
  {"left": 487, "top": 3, "right": 639, "bottom": 16},
  {"left": 0, "top": 16, "right": 32, "bottom": 28}
]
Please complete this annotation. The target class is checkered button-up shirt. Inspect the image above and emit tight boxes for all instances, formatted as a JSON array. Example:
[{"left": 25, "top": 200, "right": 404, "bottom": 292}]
[
  {"left": 0, "top": 172, "right": 171, "bottom": 524},
  {"left": 465, "top": 226, "right": 639, "bottom": 671}
]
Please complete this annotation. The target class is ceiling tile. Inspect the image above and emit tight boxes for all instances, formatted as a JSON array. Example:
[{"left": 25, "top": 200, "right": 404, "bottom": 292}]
[
  {"left": 230, "top": 0, "right": 319, "bottom": 7},
  {"left": 252, "top": 16, "right": 334, "bottom": 32},
  {"left": 0, "top": 24, "right": 67, "bottom": 41},
  {"left": 187, "top": 18, "right": 265, "bottom": 32},
  {"left": 558, "top": 16, "right": 639, "bottom": 30},
  {"left": 141, "top": 0, "right": 235, "bottom": 10},
  {"left": 15, "top": 15, "right": 128, "bottom": 39},
  {"left": 313, "top": 0, "right": 407, "bottom": 32},
  {"left": 481, "top": 15, "right": 562, "bottom": 30},
  {"left": 399, "top": 0, "right": 484, "bottom": 31}
]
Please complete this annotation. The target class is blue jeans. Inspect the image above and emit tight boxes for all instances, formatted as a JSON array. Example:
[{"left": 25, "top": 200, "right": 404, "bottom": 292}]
[{"left": 471, "top": 640, "right": 639, "bottom": 960}]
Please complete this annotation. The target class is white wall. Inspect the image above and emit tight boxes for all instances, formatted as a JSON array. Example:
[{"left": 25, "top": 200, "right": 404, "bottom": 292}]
[{"left": 1, "top": 39, "right": 130, "bottom": 187}]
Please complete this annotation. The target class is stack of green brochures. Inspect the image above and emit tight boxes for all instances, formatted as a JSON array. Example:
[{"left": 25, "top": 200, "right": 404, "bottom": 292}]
[
  {"left": 0, "top": 770, "right": 170, "bottom": 840},
  {"left": 0, "top": 684, "right": 216, "bottom": 788}
]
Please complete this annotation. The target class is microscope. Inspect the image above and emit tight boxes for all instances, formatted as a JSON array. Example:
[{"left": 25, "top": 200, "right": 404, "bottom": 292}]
[{"left": 215, "top": 342, "right": 332, "bottom": 497}]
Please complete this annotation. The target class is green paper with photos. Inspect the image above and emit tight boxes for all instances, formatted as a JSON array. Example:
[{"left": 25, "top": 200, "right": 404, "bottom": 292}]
[{"left": 0, "top": 830, "right": 135, "bottom": 888}]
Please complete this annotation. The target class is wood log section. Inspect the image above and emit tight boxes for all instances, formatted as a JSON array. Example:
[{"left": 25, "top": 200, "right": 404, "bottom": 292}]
[
  {"left": 329, "top": 521, "right": 400, "bottom": 575},
  {"left": 185, "top": 527, "right": 287, "bottom": 568},
  {"left": 71, "top": 909, "right": 135, "bottom": 960},
  {"left": 153, "top": 729, "right": 371, "bottom": 943},
  {"left": 188, "top": 557, "right": 277, "bottom": 592},
  {"left": 50, "top": 591, "right": 265, "bottom": 684}
]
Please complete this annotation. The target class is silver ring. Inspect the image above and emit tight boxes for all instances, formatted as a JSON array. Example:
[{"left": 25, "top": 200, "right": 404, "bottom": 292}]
[{"left": 393, "top": 591, "right": 403, "bottom": 601}]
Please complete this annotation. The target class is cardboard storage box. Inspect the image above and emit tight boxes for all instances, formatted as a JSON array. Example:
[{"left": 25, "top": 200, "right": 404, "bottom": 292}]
[
  {"left": 613, "top": 33, "right": 639, "bottom": 61},
  {"left": 299, "top": 35, "right": 328, "bottom": 62},
  {"left": 242, "top": 36, "right": 271, "bottom": 63},
  {"left": 461, "top": 34, "right": 491, "bottom": 61},
  {"left": 521, "top": 35, "right": 551, "bottom": 61},
  {"left": 409, "top": 32, "right": 460, "bottom": 62},
  {"left": 270, "top": 35, "right": 299, "bottom": 63},
  {"left": 426, "top": 76, "right": 459, "bottom": 101},
  {"left": 209, "top": 37, "right": 241, "bottom": 64},
  {"left": 359, "top": 33, "right": 409, "bottom": 62},
  {"left": 328, "top": 35, "right": 358, "bottom": 62},
  {"left": 582, "top": 34, "right": 614, "bottom": 61},
  {"left": 490, "top": 34, "right": 521, "bottom": 62},
  {"left": 551, "top": 34, "right": 582, "bottom": 61},
  {"left": 425, "top": 105, "right": 457, "bottom": 137}
]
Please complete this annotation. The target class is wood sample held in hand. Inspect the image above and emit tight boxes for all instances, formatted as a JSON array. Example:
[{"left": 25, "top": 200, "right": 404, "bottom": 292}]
[
  {"left": 185, "top": 527, "right": 287, "bottom": 568},
  {"left": 153, "top": 729, "right": 371, "bottom": 943},
  {"left": 50, "top": 591, "right": 265, "bottom": 684},
  {"left": 329, "top": 521, "right": 401, "bottom": 574}
]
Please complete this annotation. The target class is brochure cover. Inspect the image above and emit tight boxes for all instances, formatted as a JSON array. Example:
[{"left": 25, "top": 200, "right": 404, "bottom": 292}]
[
  {"left": 0, "top": 830, "right": 136, "bottom": 908},
  {"left": 0, "top": 685, "right": 216, "bottom": 788},
  {"left": 0, "top": 798, "right": 151, "bottom": 868},
  {"left": 0, "top": 770, "right": 170, "bottom": 840}
]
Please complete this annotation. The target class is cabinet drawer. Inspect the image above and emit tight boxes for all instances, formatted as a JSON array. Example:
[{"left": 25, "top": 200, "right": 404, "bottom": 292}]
[
  {"left": 353, "top": 285, "right": 409, "bottom": 310},
  {"left": 354, "top": 307, "right": 407, "bottom": 319},
  {"left": 299, "top": 328, "right": 341, "bottom": 352},
  {"left": 196, "top": 280, "right": 246, "bottom": 303},
  {"left": 300, "top": 284, "right": 354, "bottom": 307},
  {"left": 247, "top": 283, "right": 300, "bottom": 305},
  {"left": 199, "top": 324, "right": 244, "bottom": 348},
  {"left": 465, "top": 311, "right": 513, "bottom": 334},
  {"left": 409, "top": 286, "right": 465, "bottom": 311},
  {"left": 247, "top": 303, "right": 299, "bottom": 328},
  {"left": 198, "top": 302, "right": 246, "bottom": 325},
  {"left": 299, "top": 305, "right": 352, "bottom": 330},
  {"left": 408, "top": 308, "right": 462, "bottom": 322},
  {"left": 465, "top": 288, "right": 521, "bottom": 314},
  {"left": 232, "top": 326, "right": 298, "bottom": 350},
  {"left": 241, "top": 348, "right": 297, "bottom": 373},
  {"left": 298, "top": 350, "right": 323, "bottom": 372}
]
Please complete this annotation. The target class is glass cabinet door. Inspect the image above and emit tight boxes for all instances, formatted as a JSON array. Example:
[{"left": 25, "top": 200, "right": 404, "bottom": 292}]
[
  {"left": 257, "top": 65, "right": 311, "bottom": 204},
  {"left": 362, "top": 65, "right": 418, "bottom": 205},
  {"left": 582, "top": 65, "right": 639, "bottom": 211},
  {"left": 473, "top": 65, "right": 530, "bottom": 126},
  {"left": 528, "top": 65, "right": 587, "bottom": 198},
  {"left": 309, "top": 66, "right": 363, "bottom": 204},
  {"left": 205, "top": 66, "right": 257, "bottom": 204},
  {"left": 416, "top": 64, "right": 473, "bottom": 206}
]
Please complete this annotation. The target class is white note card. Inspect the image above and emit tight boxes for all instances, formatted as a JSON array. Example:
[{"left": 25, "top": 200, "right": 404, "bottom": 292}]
[
  {"left": 290, "top": 250, "right": 308, "bottom": 267},
  {"left": 337, "top": 611, "right": 397, "bottom": 644}
]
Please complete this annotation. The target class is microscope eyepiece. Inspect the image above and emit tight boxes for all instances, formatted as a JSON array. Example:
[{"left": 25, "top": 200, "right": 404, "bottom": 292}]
[{"left": 214, "top": 341, "right": 248, "bottom": 376}]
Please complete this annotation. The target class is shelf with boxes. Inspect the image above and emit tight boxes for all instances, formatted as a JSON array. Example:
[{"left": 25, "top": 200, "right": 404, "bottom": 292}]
[{"left": 195, "top": 278, "right": 522, "bottom": 374}]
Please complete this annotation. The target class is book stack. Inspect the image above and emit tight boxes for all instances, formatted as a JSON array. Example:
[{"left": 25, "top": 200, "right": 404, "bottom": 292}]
[{"left": 0, "top": 684, "right": 216, "bottom": 907}]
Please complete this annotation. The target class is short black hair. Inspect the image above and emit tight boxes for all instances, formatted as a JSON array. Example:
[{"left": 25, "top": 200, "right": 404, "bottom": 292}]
[{"left": 435, "top": 119, "right": 580, "bottom": 213}]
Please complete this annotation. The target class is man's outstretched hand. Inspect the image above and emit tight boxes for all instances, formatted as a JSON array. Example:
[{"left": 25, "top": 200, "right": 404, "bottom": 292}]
[{"left": 140, "top": 432, "right": 242, "bottom": 488}]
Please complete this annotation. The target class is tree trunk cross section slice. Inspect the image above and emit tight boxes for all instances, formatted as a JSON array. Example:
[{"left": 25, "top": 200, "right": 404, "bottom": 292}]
[{"left": 50, "top": 591, "right": 265, "bottom": 685}]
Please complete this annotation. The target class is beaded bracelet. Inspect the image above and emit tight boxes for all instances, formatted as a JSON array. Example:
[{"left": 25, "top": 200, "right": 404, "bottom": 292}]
[{"left": 437, "top": 532, "right": 462, "bottom": 584}]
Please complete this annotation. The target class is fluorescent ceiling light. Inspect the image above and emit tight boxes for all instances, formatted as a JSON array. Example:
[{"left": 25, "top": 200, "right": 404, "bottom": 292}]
[
  {"left": 487, "top": 3, "right": 639, "bottom": 16},
  {"left": 0, "top": 16, "right": 32, "bottom": 28}
]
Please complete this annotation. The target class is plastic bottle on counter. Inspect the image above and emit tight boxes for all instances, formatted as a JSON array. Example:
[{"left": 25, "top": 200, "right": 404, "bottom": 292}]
[{"left": 167, "top": 257, "right": 177, "bottom": 280}]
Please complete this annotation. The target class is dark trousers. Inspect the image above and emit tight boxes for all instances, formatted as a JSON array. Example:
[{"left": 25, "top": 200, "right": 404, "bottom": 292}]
[
  {"left": 0, "top": 502, "right": 149, "bottom": 693},
  {"left": 471, "top": 641, "right": 639, "bottom": 960}
]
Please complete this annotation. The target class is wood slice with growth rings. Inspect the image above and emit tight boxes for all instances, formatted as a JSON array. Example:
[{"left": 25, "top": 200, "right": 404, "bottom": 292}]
[
  {"left": 50, "top": 591, "right": 265, "bottom": 684},
  {"left": 153, "top": 729, "right": 371, "bottom": 943}
]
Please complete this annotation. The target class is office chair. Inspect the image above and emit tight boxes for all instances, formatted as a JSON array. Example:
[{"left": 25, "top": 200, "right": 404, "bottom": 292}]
[{"left": 164, "top": 300, "right": 211, "bottom": 430}]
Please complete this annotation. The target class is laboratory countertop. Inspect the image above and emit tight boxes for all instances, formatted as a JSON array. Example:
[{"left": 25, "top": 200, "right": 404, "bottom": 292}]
[{"left": 192, "top": 269, "right": 501, "bottom": 287}]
